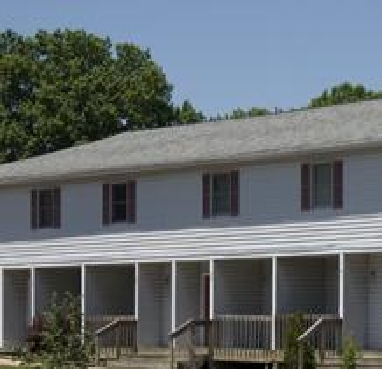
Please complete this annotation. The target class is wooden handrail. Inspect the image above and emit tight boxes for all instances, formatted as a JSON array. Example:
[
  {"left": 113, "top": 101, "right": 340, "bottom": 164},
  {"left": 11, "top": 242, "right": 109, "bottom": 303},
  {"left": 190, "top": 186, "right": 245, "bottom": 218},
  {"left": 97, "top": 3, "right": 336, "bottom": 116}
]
[
  {"left": 169, "top": 318, "right": 207, "bottom": 339},
  {"left": 92, "top": 315, "right": 138, "bottom": 364},
  {"left": 169, "top": 318, "right": 210, "bottom": 369},
  {"left": 298, "top": 317, "right": 324, "bottom": 342},
  {"left": 215, "top": 314, "right": 273, "bottom": 322},
  {"left": 95, "top": 317, "right": 121, "bottom": 336}
]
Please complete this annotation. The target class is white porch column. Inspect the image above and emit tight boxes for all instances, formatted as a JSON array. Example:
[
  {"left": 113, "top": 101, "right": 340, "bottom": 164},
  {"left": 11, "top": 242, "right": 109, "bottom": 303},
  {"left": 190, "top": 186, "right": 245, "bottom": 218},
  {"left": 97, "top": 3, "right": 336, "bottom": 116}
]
[
  {"left": 134, "top": 262, "right": 139, "bottom": 321},
  {"left": 339, "top": 253, "right": 344, "bottom": 319},
  {"left": 271, "top": 256, "right": 277, "bottom": 350},
  {"left": 209, "top": 259, "right": 214, "bottom": 320},
  {"left": 0, "top": 268, "right": 3, "bottom": 348},
  {"left": 171, "top": 260, "right": 176, "bottom": 332},
  {"left": 30, "top": 267, "right": 35, "bottom": 321},
  {"left": 81, "top": 264, "right": 85, "bottom": 339}
]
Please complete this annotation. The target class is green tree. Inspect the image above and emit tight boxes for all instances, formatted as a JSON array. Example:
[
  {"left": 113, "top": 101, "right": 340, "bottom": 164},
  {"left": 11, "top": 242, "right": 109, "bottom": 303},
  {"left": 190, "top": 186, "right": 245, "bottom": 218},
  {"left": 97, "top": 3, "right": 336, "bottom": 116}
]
[
  {"left": 210, "top": 106, "right": 269, "bottom": 121},
  {"left": 0, "top": 29, "right": 174, "bottom": 162},
  {"left": 309, "top": 82, "right": 382, "bottom": 108},
  {"left": 229, "top": 106, "right": 269, "bottom": 119},
  {"left": 174, "top": 99, "right": 205, "bottom": 124}
]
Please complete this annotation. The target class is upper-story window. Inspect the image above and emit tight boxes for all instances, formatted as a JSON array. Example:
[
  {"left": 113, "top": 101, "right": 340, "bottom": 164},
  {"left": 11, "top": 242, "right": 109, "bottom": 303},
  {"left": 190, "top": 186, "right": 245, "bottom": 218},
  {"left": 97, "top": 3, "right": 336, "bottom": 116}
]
[
  {"left": 301, "top": 161, "right": 343, "bottom": 212},
  {"left": 202, "top": 170, "right": 239, "bottom": 218},
  {"left": 102, "top": 180, "right": 136, "bottom": 225},
  {"left": 31, "top": 188, "right": 61, "bottom": 229}
]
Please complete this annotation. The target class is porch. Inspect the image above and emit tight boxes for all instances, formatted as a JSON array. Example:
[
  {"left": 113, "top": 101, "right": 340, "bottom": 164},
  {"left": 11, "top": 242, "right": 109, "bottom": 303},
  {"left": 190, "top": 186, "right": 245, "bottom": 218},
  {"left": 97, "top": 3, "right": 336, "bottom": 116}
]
[{"left": 2, "top": 252, "right": 382, "bottom": 363}]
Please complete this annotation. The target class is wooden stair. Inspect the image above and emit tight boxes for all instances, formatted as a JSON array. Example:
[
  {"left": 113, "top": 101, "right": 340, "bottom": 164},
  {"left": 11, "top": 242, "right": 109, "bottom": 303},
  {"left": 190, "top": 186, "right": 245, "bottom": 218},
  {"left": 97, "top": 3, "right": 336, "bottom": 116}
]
[
  {"left": 98, "top": 349, "right": 382, "bottom": 369},
  {"left": 102, "top": 349, "right": 177, "bottom": 369},
  {"left": 317, "top": 351, "right": 382, "bottom": 369}
]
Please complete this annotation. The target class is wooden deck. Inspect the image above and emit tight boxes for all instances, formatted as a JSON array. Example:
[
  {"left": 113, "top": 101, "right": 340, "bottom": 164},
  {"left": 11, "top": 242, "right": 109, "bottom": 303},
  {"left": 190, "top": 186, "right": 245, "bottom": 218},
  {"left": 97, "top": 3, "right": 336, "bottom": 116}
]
[{"left": 91, "top": 313, "right": 343, "bottom": 365}]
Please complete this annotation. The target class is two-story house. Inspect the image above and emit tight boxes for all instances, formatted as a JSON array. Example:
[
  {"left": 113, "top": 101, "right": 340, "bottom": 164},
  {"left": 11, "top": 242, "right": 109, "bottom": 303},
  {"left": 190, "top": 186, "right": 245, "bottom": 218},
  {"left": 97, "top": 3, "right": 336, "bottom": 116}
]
[{"left": 1, "top": 99, "right": 382, "bottom": 364}]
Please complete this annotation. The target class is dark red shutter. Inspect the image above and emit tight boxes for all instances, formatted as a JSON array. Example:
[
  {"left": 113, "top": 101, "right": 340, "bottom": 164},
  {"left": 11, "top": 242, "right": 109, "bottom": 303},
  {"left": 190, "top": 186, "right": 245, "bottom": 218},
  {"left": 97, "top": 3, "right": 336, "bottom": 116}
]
[
  {"left": 102, "top": 184, "right": 110, "bottom": 225},
  {"left": 127, "top": 180, "right": 136, "bottom": 224},
  {"left": 230, "top": 170, "right": 239, "bottom": 216},
  {"left": 202, "top": 174, "right": 211, "bottom": 218},
  {"left": 53, "top": 187, "right": 61, "bottom": 229},
  {"left": 333, "top": 160, "right": 343, "bottom": 209},
  {"left": 31, "top": 189, "right": 38, "bottom": 229},
  {"left": 301, "top": 163, "right": 311, "bottom": 212}
]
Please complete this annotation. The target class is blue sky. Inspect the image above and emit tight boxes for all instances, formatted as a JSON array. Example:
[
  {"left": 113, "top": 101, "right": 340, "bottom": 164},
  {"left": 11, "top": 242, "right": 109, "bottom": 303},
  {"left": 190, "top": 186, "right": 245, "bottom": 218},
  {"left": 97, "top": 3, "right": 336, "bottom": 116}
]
[{"left": 1, "top": 0, "right": 382, "bottom": 116}]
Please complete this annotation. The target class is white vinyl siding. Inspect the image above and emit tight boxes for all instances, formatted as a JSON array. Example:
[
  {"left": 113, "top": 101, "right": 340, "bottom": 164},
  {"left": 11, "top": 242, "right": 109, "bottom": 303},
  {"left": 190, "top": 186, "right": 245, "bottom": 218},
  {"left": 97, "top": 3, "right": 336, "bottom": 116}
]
[
  {"left": 344, "top": 254, "right": 382, "bottom": 350},
  {"left": 214, "top": 259, "right": 272, "bottom": 315},
  {"left": 138, "top": 263, "right": 171, "bottom": 347},
  {"left": 85, "top": 265, "right": 134, "bottom": 316},
  {"left": 3, "top": 269, "right": 29, "bottom": 346},
  {"left": 277, "top": 256, "right": 338, "bottom": 314}
]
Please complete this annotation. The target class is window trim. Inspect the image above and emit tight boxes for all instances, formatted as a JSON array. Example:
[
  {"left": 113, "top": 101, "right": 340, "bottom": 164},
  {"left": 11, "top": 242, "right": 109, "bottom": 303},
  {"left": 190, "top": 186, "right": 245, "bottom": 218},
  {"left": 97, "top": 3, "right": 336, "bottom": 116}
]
[
  {"left": 103, "top": 180, "right": 137, "bottom": 226},
  {"left": 203, "top": 170, "right": 240, "bottom": 218},
  {"left": 302, "top": 160, "right": 343, "bottom": 212},
  {"left": 31, "top": 187, "right": 61, "bottom": 230}
]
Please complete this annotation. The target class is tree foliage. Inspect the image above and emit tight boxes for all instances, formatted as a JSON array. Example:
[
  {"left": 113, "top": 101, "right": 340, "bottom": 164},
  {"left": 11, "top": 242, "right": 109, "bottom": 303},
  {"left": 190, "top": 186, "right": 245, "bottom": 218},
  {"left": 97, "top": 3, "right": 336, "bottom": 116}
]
[
  {"left": 210, "top": 106, "right": 269, "bottom": 121},
  {"left": 309, "top": 82, "right": 382, "bottom": 108},
  {"left": 341, "top": 336, "right": 359, "bottom": 369},
  {"left": 173, "top": 99, "right": 205, "bottom": 124},
  {"left": 24, "top": 292, "right": 93, "bottom": 369},
  {"left": 0, "top": 29, "right": 175, "bottom": 162}
]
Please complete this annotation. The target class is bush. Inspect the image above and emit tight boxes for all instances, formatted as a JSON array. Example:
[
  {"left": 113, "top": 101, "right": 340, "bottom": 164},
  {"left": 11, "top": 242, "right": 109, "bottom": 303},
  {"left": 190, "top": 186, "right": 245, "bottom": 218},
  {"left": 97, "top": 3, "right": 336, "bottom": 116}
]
[
  {"left": 341, "top": 336, "right": 359, "bottom": 369},
  {"left": 283, "top": 313, "right": 316, "bottom": 369},
  {"left": 26, "top": 315, "right": 46, "bottom": 354},
  {"left": 24, "top": 292, "right": 94, "bottom": 369}
]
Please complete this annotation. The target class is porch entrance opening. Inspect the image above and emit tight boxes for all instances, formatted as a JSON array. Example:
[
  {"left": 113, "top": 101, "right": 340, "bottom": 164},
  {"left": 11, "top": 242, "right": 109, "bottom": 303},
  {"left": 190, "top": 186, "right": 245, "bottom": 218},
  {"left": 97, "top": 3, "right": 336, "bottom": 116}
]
[
  {"left": 276, "top": 255, "right": 340, "bottom": 350},
  {"left": 277, "top": 255, "right": 338, "bottom": 315},
  {"left": 85, "top": 264, "right": 135, "bottom": 331},
  {"left": 175, "top": 261, "right": 209, "bottom": 346},
  {"left": 344, "top": 253, "right": 382, "bottom": 350},
  {"left": 138, "top": 263, "right": 171, "bottom": 347},
  {"left": 214, "top": 259, "right": 272, "bottom": 351},
  {"left": 3, "top": 269, "right": 30, "bottom": 347}
]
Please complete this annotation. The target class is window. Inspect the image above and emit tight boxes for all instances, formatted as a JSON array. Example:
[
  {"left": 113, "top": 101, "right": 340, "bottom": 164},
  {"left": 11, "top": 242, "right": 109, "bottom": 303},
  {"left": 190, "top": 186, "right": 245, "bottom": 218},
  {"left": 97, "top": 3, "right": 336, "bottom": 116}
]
[
  {"left": 31, "top": 188, "right": 61, "bottom": 229},
  {"left": 103, "top": 181, "right": 136, "bottom": 225},
  {"left": 203, "top": 170, "right": 239, "bottom": 218},
  {"left": 112, "top": 183, "right": 127, "bottom": 222},
  {"left": 212, "top": 173, "right": 231, "bottom": 215},
  {"left": 301, "top": 161, "right": 343, "bottom": 212},
  {"left": 312, "top": 163, "right": 332, "bottom": 208}
]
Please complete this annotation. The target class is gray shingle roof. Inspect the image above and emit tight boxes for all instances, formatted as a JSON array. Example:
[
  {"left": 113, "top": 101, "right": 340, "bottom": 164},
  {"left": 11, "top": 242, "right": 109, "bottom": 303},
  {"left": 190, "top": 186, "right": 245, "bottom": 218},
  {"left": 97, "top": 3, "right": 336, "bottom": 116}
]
[{"left": 1, "top": 99, "right": 382, "bottom": 186}]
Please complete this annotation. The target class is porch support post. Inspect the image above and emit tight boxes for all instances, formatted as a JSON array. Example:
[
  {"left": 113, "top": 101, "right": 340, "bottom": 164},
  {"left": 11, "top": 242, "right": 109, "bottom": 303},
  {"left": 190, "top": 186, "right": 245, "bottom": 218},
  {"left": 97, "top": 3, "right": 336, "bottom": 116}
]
[
  {"left": 134, "top": 262, "right": 139, "bottom": 320},
  {"left": 30, "top": 267, "right": 35, "bottom": 321},
  {"left": 339, "top": 252, "right": 344, "bottom": 319},
  {"left": 81, "top": 264, "right": 85, "bottom": 339},
  {"left": 271, "top": 256, "right": 277, "bottom": 350},
  {"left": 209, "top": 259, "right": 214, "bottom": 320},
  {"left": 171, "top": 260, "right": 176, "bottom": 332},
  {"left": 0, "top": 268, "right": 3, "bottom": 348}
]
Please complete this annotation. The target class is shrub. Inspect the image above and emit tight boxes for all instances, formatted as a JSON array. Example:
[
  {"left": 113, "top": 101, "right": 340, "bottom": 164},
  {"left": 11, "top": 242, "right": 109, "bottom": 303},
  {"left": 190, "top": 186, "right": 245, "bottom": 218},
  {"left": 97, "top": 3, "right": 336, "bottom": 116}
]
[
  {"left": 24, "top": 292, "right": 94, "bottom": 369},
  {"left": 26, "top": 315, "right": 46, "bottom": 354},
  {"left": 283, "top": 313, "right": 316, "bottom": 369},
  {"left": 341, "top": 336, "right": 359, "bottom": 369}
]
